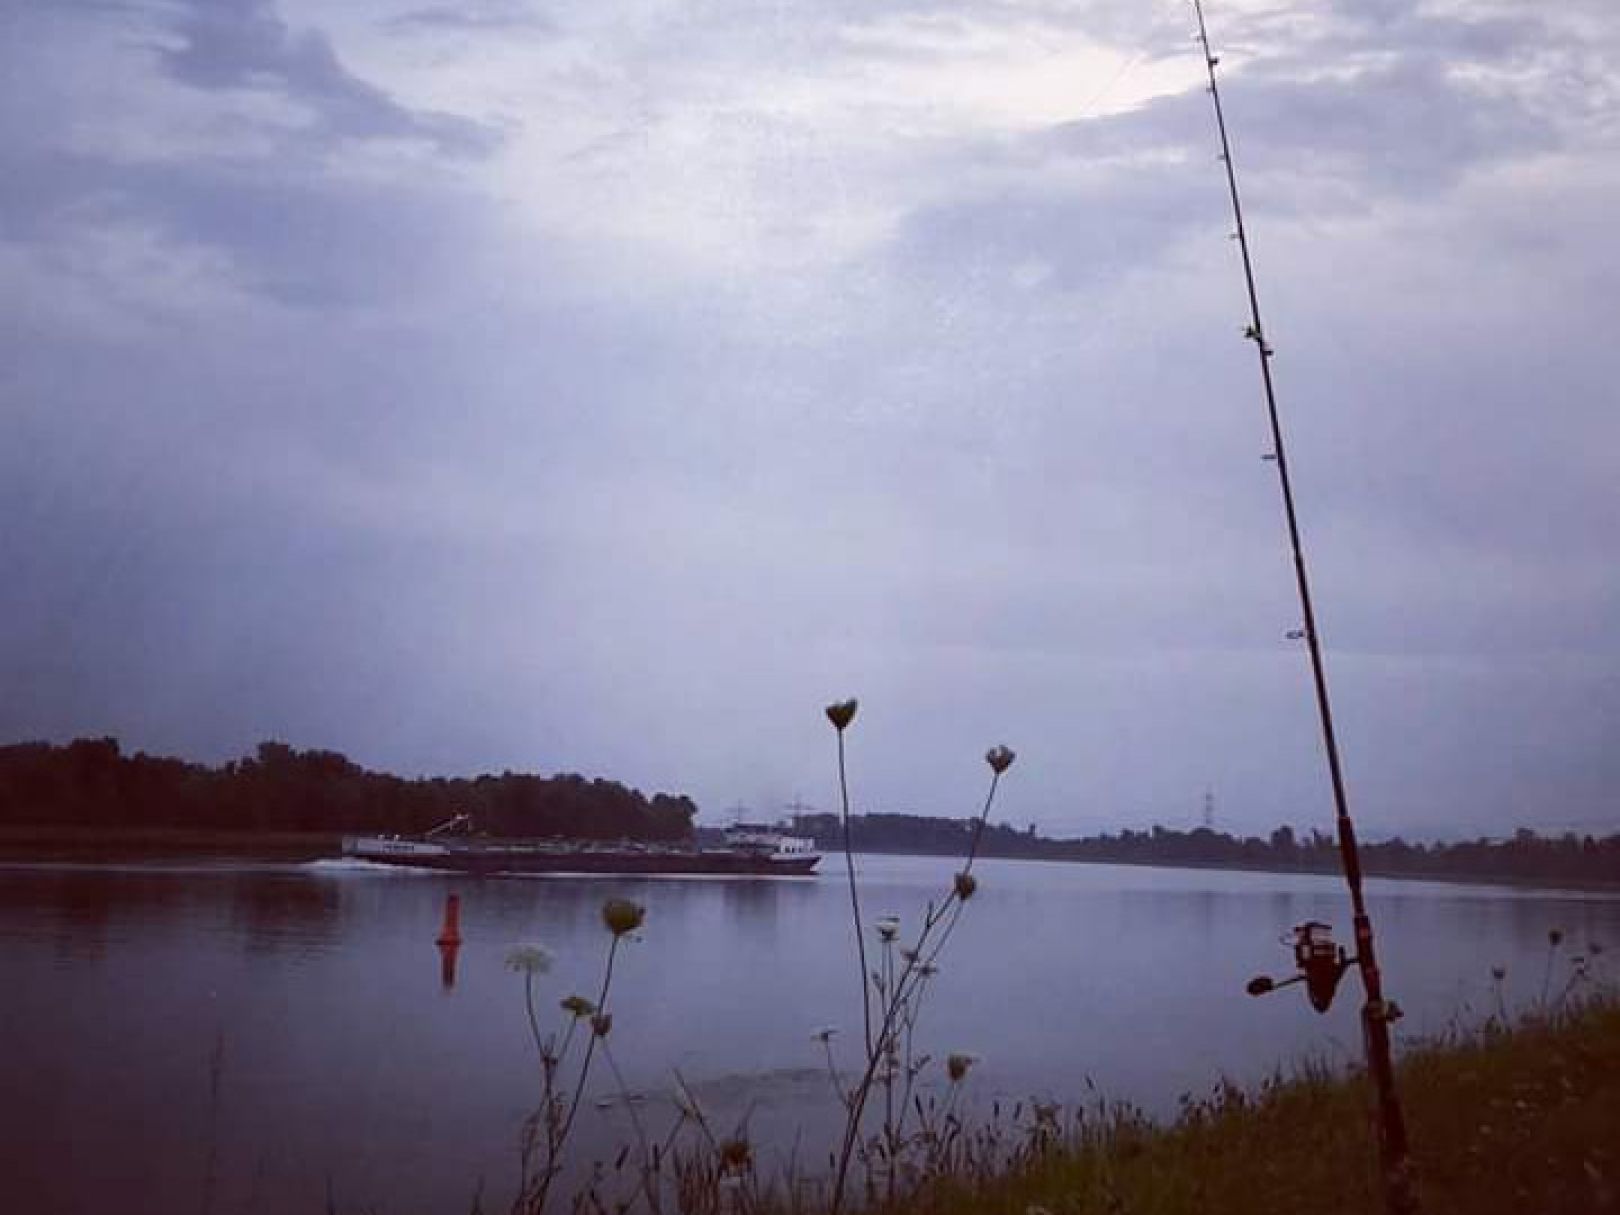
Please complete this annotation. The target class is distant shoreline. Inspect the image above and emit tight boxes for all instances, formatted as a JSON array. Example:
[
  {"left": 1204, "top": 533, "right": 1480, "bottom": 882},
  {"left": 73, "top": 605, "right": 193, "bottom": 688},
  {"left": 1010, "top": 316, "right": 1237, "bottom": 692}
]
[
  {"left": 3, "top": 825, "right": 1617, "bottom": 894},
  {"left": 0, "top": 824, "right": 341, "bottom": 862},
  {"left": 818, "top": 842, "right": 1620, "bottom": 895}
]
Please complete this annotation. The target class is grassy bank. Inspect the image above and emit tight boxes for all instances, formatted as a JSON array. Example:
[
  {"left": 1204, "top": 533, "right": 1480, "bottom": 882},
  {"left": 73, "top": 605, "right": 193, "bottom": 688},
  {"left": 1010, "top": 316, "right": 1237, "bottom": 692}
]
[
  {"left": 0, "top": 823, "right": 341, "bottom": 861},
  {"left": 909, "top": 998, "right": 1620, "bottom": 1215}
]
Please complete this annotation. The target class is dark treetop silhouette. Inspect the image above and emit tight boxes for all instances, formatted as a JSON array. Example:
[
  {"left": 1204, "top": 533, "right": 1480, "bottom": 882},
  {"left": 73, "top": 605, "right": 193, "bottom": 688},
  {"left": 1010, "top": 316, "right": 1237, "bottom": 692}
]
[
  {"left": 3, "top": 738, "right": 1614, "bottom": 885},
  {"left": 0, "top": 738, "right": 696, "bottom": 842},
  {"left": 792, "top": 811, "right": 1620, "bottom": 888}
]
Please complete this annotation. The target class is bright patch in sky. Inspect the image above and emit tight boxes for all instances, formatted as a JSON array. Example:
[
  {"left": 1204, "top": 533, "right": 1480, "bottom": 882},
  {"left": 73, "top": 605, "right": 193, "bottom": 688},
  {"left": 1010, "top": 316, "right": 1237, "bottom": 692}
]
[{"left": 2, "top": 0, "right": 1618, "bottom": 839}]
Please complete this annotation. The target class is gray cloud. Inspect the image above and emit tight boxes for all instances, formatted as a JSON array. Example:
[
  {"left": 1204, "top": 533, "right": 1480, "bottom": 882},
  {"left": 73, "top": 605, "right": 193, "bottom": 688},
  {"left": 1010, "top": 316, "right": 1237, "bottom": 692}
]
[
  {"left": 882, "top": 2, "right": 1568, "bottom": 312},
  {"left": 0, "top": 147, "right": 487, "bottom": 306},
  {"left": 389, "top": 1, "right": 553, "bottom": 34},
  {"left": 160, "top": 0, "right": 497, "bottom": 155},
  {"left": 2, "top": 0, "right": 1617, "bottom": 839}
]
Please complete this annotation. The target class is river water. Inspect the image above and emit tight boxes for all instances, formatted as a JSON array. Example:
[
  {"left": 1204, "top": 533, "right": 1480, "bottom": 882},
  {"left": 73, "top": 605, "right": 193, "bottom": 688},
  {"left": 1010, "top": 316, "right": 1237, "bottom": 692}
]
[{"left": 2, "top": 854, "right": 1616, "bottom": 1213}]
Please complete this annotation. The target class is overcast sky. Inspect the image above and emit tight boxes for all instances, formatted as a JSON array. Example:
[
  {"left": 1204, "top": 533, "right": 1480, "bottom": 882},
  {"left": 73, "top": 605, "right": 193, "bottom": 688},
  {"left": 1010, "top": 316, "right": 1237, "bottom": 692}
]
[{"left": 3, "top": 0, "right": 1617, "bottom": 838}]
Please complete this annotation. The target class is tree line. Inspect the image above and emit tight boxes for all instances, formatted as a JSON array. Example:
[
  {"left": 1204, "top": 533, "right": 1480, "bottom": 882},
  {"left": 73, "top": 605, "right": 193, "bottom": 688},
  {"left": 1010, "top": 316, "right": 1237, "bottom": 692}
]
[
  {"left": 0, "top": 738, "right": 697, "bottom": 841},
  {"left": 791, "top": 812, "right": 1620, "bottom": 887}
]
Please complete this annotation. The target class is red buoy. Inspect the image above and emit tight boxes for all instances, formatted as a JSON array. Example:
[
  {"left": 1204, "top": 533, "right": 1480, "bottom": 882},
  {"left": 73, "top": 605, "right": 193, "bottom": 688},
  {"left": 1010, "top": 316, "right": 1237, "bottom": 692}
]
[
  {"left": 438, "top": 940, "right": 460, "bottom": 990},
  {"left": 436, "top": 893, "right": 462, "bottom": 946}
]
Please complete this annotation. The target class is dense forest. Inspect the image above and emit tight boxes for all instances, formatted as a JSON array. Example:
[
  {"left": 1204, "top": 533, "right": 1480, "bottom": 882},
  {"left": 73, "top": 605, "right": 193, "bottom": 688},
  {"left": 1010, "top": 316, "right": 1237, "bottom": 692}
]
[
  {"left": 792, "top": 812, "right": 1620, "bottom": 887},
  {"left": 0, "top": 738, "right": 696, "bottom": 841},
  {"left": 5, "top": 739, "right": 1615, "bottom": 884}
]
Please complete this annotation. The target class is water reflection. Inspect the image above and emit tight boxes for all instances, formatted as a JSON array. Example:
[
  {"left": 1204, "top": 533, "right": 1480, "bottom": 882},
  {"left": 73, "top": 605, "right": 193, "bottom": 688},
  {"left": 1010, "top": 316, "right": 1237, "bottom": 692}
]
[
  {"left": 0, "top": 865, "right": 223, "bottom": 961},
  {"left": 439, "top": 940, "right": 460, "bottom": 990},
  {"left": 228, "top": 874, "right": 343, "bottom": 953},
  {"left": 720, "top": 875, "right": 816, "bottom": 936},
  {"left": 1, "top": 857, "right": 1616, "bottom": 1215}
]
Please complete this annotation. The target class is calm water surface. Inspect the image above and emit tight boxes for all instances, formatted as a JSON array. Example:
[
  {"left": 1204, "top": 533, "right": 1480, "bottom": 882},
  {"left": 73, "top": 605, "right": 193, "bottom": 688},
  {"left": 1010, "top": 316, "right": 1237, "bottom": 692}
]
[{"left": 3, "top": 854, "right": 1617, "bottom": 1213}]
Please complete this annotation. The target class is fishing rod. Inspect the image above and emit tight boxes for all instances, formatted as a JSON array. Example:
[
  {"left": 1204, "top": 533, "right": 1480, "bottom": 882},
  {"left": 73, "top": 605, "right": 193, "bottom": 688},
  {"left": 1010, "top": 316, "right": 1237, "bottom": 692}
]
[{"left": 1188, "top": 2, "right": 1417, "bottom": 1211}]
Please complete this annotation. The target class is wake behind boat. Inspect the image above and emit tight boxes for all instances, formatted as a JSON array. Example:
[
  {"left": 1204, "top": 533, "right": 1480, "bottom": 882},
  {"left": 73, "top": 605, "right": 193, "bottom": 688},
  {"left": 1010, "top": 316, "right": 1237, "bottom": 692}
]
[{"left": 342, "top": 815, "right": 821, "bottom": 876}]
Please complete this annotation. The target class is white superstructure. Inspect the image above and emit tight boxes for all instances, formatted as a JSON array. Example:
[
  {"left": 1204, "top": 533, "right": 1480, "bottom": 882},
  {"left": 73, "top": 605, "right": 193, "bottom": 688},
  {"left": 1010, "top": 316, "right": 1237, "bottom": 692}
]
[{"left": 723, "top": 823, "right": 820, "bottom": 862}]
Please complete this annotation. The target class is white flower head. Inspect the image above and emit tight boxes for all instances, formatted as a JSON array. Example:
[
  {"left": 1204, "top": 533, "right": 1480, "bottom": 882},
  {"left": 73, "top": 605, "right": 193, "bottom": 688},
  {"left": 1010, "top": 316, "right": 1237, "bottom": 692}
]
[{"left": 505, "top": 944, "right": 553, "bottom": 975}]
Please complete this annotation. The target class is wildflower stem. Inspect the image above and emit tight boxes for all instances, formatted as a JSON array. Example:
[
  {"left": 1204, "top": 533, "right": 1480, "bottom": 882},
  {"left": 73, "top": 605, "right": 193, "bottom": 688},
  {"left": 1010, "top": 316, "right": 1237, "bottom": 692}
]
[
  {"left": 556, "top": 1016, "right": 581, "bottom": 1071},
  {"left": 960, "top": 770, "right": 1002, "bottom": 876},
  {"left": 828, "top": 764, "right": 1005, "bottom": 1215},
  {"left": 894, "top": 971, "right": 930, "bottom": 1142},
  {"left": 671, "top": 1070, "right": 720, "bottom": 1153},
  {"left": 821, "top": 1037, "right": 850, "bottom": 1108},
  {"left": 908, "top": 769, "right": 1004, "bottom": 980},
  {"left": 917, "top": 898, "right": 969, "bottom": 977},
  {"left": 601, "top": 1039, "right": 658, "bottom": 1215},
  {"left": 882, "top": 939, "right": 897, "bottom": 1202},
  {"left": 530, "top": 934, "right": 622, "bottom": 1214},
  {"left": 836, "top": 728, "right": 874, "bottom": 1057},
  {"left": 1554, "top": 960, "right": 1588, "bottom": 1012},
  {"left": 523, "top": 974, "right": 547, "bottom": 1064}
]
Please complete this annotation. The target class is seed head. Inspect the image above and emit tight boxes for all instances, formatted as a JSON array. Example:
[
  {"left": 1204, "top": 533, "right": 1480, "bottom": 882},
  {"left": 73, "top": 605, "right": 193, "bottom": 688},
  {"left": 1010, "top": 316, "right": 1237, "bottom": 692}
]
[
  {"left": 602, "top": 899, "right": 646, "bottom": 937},
  {"left": 953, "top": 871, "right": 978, "bottom": 901},
  {"left": 1548, "top": 928, "right": 1564, "bottom": 948},
  {"left": 1490, "top": 967, "right": 1506, "bottom": 982},
  {"left": 825, "top": 699, "right": 859, "bottom": 731},
  {"left": 811, "top": 1026, "right": 838, "bottom": 1044},
  {"left": 560, "top": 994, "right": 596, "bottom": 1018},
  {"left": 874, "top": 915, "right": 900, "bottom": 942},
  {"left": 590, "top": 1013, "right": 614, "bottom": 1038},
  {"left": 719, "top": 1137, "right": 752, "bottom": 1171},
  {"left": 985, "top": 745, "right": 1016, "bottom": 774},
  {"left": 946, "top": 1053, "right": 978, "bottom": 1083}
]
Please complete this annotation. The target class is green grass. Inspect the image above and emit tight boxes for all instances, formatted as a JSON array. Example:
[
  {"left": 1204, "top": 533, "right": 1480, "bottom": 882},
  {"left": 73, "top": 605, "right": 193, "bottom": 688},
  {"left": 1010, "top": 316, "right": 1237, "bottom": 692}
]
[{"left": 899, "top": 998, "right": 1620, "bottom": 1215}]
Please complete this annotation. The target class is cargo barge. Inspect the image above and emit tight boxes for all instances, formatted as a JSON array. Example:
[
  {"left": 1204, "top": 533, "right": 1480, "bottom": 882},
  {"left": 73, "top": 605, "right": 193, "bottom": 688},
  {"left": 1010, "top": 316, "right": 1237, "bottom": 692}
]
[{"left": 342, "top": 815, "right": 820, "bottom": 876}]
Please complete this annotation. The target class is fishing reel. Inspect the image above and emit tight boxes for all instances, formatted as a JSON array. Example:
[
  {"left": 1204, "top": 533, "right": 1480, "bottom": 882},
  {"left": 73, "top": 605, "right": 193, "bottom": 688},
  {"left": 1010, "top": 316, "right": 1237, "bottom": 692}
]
[{"left": 1246, "top": 921, "right": 1354, "bottom": 1013}]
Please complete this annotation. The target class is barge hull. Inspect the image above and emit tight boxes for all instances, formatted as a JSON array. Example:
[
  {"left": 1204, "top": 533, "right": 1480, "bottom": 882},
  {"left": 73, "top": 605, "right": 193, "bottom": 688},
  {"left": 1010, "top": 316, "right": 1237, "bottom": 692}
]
[{"left": 346, "top": 848, "right": 818, "bottom": 877}]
